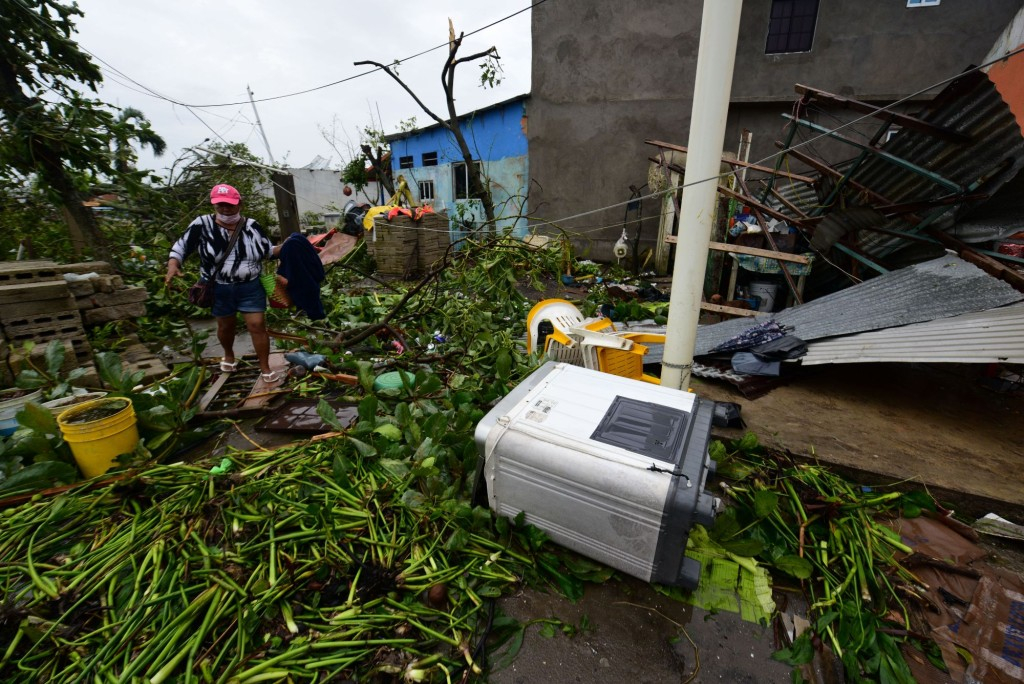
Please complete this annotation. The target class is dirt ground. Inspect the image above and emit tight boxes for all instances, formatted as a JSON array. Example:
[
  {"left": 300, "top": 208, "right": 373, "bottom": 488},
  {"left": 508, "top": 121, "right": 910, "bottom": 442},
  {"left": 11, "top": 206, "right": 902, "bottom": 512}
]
[{"left": 691, "top": 362, "right": 1024, "bottom": 520}]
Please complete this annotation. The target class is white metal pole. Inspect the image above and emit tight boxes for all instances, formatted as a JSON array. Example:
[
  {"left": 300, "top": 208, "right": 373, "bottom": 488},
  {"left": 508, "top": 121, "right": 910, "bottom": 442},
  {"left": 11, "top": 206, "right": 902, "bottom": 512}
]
[
  {"left": 247, "top": 85, "right": 277, "bottom": 166},
  {"left": 661, "top": 0, "right": 743, "bottom": 391}
]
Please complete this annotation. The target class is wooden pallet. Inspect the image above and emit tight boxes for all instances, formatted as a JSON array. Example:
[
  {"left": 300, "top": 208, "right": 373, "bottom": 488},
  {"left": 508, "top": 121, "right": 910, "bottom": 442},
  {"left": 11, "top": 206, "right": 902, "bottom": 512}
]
[{"left": 197, "top": 353, "right": 289, "bottom": 416}]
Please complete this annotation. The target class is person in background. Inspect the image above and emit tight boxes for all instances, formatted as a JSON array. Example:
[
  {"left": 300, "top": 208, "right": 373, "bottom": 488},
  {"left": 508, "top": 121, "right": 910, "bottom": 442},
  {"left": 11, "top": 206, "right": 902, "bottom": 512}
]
[{"left": 164, "top": 183, "right": 282, "bottom": 382}]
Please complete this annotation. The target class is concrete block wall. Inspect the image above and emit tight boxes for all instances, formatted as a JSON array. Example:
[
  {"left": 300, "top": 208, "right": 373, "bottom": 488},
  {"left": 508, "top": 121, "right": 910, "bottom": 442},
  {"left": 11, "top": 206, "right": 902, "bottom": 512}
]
[{"left": 0, "top": 260, "right": 169, "bottom": 390}]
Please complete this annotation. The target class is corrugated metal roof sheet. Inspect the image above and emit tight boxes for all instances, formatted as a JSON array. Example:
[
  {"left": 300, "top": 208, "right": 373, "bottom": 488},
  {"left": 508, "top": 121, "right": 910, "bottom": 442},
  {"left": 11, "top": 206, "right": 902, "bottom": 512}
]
[
  {"left": 796, "top": 72, "right": 1024, "bottom": 262},
  {"left": 694, "top": 253, "right": 1024, "bottom": 355},
  {"left": 802, "top": 302, "right": 1024, "bottom": 365}
]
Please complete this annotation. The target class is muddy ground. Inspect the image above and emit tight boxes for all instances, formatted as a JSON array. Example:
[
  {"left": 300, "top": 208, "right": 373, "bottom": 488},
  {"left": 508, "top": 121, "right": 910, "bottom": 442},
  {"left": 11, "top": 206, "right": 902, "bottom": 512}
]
[{"left": 191, "top": 313, "right": 1024, "bottom": 682}]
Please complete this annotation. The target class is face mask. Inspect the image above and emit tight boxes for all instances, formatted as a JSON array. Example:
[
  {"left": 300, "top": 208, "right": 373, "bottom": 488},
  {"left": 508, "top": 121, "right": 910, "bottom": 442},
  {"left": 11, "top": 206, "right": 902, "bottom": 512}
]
[{"left": 216, "top": 212, "right": 242, "bottom": 226}]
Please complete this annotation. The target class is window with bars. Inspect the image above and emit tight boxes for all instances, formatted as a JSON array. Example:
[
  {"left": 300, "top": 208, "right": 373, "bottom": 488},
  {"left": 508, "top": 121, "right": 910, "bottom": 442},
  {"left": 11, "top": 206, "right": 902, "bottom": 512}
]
[
  {"left": 422, "top": 151, "right": 438, "bottom": 166},
  {"left": 418, "top": 180, "right": 435, "bottom": 201},
  {"left": 765, "top": 0, "right": 819, "bottom": 54},
  {"left": 399, "top": 155, "right": 414, "bottom": 169}
]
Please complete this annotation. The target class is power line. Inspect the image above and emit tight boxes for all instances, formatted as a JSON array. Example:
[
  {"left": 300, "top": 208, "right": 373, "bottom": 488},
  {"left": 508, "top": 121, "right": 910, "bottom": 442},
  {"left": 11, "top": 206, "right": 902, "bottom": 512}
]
[
  {"left": 58, "top": 1, "right": 546, "bottom": 110},
  {"left": 526, "top": 44, "right": 1024, "bottom": 233}
]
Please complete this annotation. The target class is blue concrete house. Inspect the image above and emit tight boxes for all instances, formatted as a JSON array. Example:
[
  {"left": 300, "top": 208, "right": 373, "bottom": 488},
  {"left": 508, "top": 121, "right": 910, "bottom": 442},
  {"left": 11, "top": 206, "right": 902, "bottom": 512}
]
[{"left": 385, "top": 94, "right": 528, "bottom": 242}]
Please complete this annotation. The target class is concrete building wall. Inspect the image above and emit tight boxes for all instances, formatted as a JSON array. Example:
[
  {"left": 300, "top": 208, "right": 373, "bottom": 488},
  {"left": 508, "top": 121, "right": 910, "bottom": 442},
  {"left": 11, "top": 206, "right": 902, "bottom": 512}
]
[
  {"left": 529, "top": 0, "right": 1023, "bottom": 261},
  {"left": 258, "top": 169, "right": 382, "bottom": 229}
]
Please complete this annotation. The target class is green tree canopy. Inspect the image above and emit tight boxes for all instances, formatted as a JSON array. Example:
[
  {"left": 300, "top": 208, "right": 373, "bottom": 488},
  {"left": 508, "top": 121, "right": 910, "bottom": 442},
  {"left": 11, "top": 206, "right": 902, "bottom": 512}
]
[{"left": 0, "top": 0, "right": 165, "bottom": 260}]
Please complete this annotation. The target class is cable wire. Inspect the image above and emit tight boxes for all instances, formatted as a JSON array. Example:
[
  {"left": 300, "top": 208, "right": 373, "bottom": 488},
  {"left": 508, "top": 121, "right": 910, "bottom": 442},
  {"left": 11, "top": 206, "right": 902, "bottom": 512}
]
[
  {"left": 36, "top": 1, "right": 547, "bottom": 109},
  {"left": 525, "top": 44, "right": 1024, "bottom": 233}
]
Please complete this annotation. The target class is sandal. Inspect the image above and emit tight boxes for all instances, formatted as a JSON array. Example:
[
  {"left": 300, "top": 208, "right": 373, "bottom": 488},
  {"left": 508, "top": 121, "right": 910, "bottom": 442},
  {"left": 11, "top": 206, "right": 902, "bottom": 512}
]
[
  {"left": 219, "top": 360, "right": 239, "bottom": 372},
  {"left": 260, "top": 370, "right": 283, "bottom": 383}
]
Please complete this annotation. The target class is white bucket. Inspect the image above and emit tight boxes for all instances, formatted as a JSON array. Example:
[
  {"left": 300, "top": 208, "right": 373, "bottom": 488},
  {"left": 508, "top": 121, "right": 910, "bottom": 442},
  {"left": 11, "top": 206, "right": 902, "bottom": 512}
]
[
  {"left": 0, "top": 388, "right": 43, "bottom": 436},
  {"left": 750, "top": 281, "right": 779, "bottom": 312}
]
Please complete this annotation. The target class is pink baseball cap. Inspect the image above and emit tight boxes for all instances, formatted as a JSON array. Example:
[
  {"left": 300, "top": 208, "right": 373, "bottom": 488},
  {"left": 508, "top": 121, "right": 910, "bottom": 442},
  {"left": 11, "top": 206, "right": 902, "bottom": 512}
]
[{"left": 209, "top": 184, "right": 241, "bottom": 205}]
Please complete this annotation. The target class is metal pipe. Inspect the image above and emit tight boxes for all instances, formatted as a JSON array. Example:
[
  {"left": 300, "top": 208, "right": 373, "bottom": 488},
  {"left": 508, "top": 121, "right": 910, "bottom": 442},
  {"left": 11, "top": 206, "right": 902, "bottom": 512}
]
[
  {"left": 247, "top": 85, "right": 277, "bottom": 166},
  {"left": 661, "top": 0, "right": 743, "bottom": 390}
]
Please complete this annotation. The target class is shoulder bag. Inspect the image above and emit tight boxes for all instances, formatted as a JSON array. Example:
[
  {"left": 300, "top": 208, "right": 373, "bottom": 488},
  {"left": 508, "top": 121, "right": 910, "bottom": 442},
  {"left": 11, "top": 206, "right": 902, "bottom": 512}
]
[{"left": 187, "top": 217, "right": 244, "bottom": 307}]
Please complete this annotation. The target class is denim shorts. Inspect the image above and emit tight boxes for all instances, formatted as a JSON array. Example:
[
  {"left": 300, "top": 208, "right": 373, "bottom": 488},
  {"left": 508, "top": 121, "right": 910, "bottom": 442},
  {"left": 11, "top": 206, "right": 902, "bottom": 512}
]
[{"left": 211, "top": 278, "right": 266, "bottom": 317}]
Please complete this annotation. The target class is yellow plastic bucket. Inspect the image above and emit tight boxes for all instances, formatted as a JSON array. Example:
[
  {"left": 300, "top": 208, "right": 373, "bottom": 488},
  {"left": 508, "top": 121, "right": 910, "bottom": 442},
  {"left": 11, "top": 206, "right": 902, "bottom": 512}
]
[{"left": 57, "top": 397, "right": 139, "bottom": 478}]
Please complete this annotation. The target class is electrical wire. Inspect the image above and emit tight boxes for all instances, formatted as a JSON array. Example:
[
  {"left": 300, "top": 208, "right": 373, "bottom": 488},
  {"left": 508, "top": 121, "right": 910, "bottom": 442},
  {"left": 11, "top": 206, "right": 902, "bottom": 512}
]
[
  {"left": 525, "top": 44, "right": 1024, "bottom": 234},
  {"left": 19, "top": 0, "right": 547, "bottom": 110}
]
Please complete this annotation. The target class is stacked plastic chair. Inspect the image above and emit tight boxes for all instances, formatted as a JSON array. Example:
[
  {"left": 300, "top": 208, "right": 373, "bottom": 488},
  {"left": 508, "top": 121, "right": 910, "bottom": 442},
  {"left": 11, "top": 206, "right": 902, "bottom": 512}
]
[{"left": 526, "top": 299, "right": 665, "bottom": 385}]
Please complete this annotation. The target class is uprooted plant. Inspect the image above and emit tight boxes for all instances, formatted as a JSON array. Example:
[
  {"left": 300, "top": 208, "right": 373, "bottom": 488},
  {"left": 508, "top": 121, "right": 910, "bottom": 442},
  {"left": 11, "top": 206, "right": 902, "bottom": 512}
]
[{"left": 711, "top": 434, "right": 942, "bottom": 683}]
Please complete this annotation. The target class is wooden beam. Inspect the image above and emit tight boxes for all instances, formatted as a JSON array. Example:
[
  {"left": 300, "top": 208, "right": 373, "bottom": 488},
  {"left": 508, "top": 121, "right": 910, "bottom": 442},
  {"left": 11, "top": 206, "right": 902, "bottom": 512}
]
[
  {"left": 775, "top": 143, "right": 896, "bottom": 209},
  {"left": 716, "top": 183, "right": 822, "bottom": 228},
  {"left": 795, "top": 84, "right": 971, "bottom": 144},
  {"left": 646, "top": 140, "right": 816, "bottom": 184},
  {"left": 700, "top": 302, "right": 758, "bottom": 317},
  {"left": 197, "top": 371, "right": 231, "bottom": 412},
  {"left": 662, "top": 237, "right": 811, "bottom": 264},
  {"left": 271, "top": 172, "right": 302, "bottom": 237}
]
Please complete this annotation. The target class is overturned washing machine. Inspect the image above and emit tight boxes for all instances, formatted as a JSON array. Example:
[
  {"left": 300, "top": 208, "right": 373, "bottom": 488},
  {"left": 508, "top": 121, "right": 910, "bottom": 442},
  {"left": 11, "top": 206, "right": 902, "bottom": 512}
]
[{"left": 474, "top": 362, "right": 719, "bottom": 589}]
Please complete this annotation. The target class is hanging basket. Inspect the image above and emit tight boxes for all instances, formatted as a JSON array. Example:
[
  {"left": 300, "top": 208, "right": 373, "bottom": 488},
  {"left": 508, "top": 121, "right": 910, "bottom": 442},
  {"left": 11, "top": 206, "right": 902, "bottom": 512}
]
[{"left": 259, "top": 272, "right": 276, "bottom": 298}]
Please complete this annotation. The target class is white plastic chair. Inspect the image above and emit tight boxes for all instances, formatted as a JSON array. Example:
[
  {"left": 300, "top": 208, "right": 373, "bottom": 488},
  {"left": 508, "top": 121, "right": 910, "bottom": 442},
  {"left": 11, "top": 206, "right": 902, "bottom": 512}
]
[
  {"left": 525, "top": 299, "right": 595, "bottom": 366},
  {"left": 525, "top": 298, "right": 665, "bottom": 384}
]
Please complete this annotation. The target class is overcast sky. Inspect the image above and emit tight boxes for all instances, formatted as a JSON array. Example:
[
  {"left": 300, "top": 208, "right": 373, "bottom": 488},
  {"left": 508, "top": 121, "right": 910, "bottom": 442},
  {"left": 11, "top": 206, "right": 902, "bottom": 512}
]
[{"left": 72, "top": 1, "right": 533, "bottom": 175}]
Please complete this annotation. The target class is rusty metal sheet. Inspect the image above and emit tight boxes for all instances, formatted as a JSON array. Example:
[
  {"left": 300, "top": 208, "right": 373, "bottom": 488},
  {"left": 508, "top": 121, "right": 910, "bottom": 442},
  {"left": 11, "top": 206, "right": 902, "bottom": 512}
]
[{"left": 254, "top": 399, "right": 358, "bottom": 434}]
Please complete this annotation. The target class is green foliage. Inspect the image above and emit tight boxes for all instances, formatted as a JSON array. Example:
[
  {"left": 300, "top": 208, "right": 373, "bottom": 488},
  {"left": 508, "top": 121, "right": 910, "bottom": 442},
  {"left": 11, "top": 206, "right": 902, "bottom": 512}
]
[
  {"left": 13, "top": 340, "right": 88, "bottom": 401},
  {"left": 0, "top": 183, "right": 72, "bottom": 260},
  {"left": 0, "top": 0, "right": 167, "bottom": 259},
  {"left": 479, "top": 53, "right": 504, "bottom": 88},
  {"left": 341, "top": 155, "right": 371, "bottom": 191},
  {"left": 713, "top": 435, "right": 937, "bottom": 681}
]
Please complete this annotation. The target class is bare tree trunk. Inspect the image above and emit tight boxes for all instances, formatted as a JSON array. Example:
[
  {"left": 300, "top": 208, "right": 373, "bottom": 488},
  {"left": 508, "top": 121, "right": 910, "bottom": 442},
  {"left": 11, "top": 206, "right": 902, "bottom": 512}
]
[
  {"left": 440, "top": 35, "right": 496, "bottom": 228},
  {"left": 362, "top": 144, "right": 395, "bottom": 197},
  {"left": 38, "top": 151, "right": 110, "bottom": 261},
  {"left": 355, "top": 31, "right": 499, "bottom": 229}
]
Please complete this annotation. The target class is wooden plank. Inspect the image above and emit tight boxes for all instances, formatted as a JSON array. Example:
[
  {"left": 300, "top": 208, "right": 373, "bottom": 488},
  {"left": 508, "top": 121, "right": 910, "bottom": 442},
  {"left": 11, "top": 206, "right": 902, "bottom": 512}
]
[
  {"left": 700, "top": 302, "right": 758, "bottom": 317},
  {"left": 197, "top": 371, "right": 231, "bottom": 412},
  {"left": 663, "top": 237, "right": 811, "bottom": 264},
  {"left": 715, "top": 183, "right": 823, "bottom": 227},
  {"left": 654, "top": 165, "right": 681, "bottom": 276},
  {"left": 646, "top": 140, "right": 816, "bottom": 184},
  {"left": 795, "top": 84, "right": 971, "bottom": 144},
  {"left": 238, "top": 352, "right": 290, "bottom": 409}
]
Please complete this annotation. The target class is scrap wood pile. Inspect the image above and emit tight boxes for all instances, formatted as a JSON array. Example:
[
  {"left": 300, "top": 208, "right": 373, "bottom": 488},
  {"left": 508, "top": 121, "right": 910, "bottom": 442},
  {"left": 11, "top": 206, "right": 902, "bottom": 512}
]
[{"left": 0, "top": 391, "right": 584, "bottom": 683}]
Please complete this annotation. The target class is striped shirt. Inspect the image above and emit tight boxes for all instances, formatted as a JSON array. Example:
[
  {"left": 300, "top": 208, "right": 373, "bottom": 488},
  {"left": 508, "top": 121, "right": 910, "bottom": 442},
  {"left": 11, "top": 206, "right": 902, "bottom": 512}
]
[{"left": 169, "top": 215, "right": 274, "bottom": 284}]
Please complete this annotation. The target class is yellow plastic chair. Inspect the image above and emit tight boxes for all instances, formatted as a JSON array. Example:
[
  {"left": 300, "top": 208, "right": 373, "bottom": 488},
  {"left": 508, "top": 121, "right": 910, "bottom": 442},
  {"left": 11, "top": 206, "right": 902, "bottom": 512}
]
[
  {"left": 526, "top": 299, "right": 665, "bottom": 384},
  {"left": 576, "top": 324, "right": 666, "bottom": 385}
]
